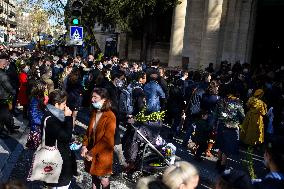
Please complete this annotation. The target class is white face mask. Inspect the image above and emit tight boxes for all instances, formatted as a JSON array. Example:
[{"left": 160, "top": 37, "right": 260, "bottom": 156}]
[
  {"left": 92, "top": 101, "right": 103, "bottom": 109},
  {"left": 23, "top": 66, "right": 30, "bottom": 73},
  {"left": 98, "top": 63, "right": 103, "bottom": 70}
]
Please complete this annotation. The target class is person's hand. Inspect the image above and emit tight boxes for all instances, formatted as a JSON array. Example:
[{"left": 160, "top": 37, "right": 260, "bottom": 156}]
[
  {"left": 81, "top": 146, "right": 88, "bottom": 157},
  {"left": 85, "top": 151, "right": 93, "bottom": 161},
  {"left": 182, "top": 112, "right": 186, "bottom": 120},
  {"left": 64, "top": 106, "right": 72, "bottom": 117},
  {"left": 127, "top": 116, "right": 135, "bottom": 124}
]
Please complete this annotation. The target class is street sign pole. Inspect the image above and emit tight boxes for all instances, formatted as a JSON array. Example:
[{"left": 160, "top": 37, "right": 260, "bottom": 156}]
[{"left": 74, "top": 46, "right": 77, "bottom": 57}]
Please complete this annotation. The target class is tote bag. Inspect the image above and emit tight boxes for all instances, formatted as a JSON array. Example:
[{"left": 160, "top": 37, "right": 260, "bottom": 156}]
[{"left": 27, "top": 116, "right": 63, "bottom": 183}]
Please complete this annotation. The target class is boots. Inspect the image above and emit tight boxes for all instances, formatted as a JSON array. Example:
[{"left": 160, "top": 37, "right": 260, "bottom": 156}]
[{"left": 205, "top": 142, "right": 214, "bottom": 157}]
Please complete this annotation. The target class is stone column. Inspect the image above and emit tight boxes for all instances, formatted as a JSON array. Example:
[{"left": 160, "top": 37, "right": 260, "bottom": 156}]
[
  {"left": 217, "top": 0, "right": 257, "bottom": 64},
  {"left": 199, "top": 0, "right": 224, "bottom": 69},
  {"left": 168, "top": 0, "right": 188, "bottom": 68},
  {"left": 182, "top": 0, "right": 224, "bottom": 70},
  {"left": 182, "top": 0, "right": 206, "bottom": 70}
]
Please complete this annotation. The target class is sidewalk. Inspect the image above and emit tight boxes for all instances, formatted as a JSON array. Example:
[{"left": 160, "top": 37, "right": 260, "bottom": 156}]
[{"left": 0, "top": 116, "right": 29, "bottom": 183}]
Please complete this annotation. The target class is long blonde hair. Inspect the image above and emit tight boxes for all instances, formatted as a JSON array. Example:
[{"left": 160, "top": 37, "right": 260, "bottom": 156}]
[{"left": 162, "top": 161, "right": 199, "bottom": 189}]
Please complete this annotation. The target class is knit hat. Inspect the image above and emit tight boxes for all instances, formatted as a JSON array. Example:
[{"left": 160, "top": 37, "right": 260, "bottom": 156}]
[{"left": 253, "top": 89, "right": 264, "bottom": 98}]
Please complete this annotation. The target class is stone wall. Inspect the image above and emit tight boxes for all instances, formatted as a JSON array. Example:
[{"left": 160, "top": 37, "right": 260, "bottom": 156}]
[
  {"left": 125, "top": 37, "right": 170, "bottom": 64},
  {"left": 168, "top": 0, "right": 188, "bottom": 67},
  {"left": 119, "top": 0, "right": 257, "bottom": 69},
  {"left": 168, "top": 0, "right": 257, "bottom": 70}
]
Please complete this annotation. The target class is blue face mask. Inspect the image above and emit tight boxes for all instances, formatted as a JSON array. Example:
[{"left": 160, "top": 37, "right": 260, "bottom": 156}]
[{"left": 92, "top": 102, "right": 103, "bottom": 109}]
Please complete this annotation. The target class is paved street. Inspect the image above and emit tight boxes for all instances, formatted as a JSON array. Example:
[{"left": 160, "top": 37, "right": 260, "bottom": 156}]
[{"left": 0, "top": 108, "right": 269, "bottom": 188}]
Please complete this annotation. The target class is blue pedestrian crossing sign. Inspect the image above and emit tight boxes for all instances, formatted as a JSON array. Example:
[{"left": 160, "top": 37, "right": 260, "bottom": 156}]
[{"left": 70, "top": 26, "right": 83, "bottom": 41}]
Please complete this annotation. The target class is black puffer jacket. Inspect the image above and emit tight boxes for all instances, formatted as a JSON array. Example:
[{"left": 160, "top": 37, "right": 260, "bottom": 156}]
[{"left": 0, "top": 69, "right": 16, "bottom": 100}]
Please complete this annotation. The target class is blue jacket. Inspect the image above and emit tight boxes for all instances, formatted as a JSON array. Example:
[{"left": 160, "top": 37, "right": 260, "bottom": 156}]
[
  {"left": 29, "top": 97, "right": 44, "bottom": 132},
  {"left": 253, "top": 172, "right": 284, "bottom": 189},
  {"left": 144, "top": 81, "right": 165, "bottom": 113}
]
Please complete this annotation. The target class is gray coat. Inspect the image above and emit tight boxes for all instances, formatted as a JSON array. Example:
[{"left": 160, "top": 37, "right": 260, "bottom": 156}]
[{"left": 0, "top": 69, "right": 16, "bottom": 100}]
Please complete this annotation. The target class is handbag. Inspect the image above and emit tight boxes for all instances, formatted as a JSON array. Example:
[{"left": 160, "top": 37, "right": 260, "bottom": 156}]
[{"left": 27, "top": 116, "right": 63, "bottom": 183}]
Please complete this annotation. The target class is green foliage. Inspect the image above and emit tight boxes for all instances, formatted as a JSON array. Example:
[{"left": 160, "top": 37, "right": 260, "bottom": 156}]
[
  {"left": 96, "top": 53, "right": 104, "bottom": 62},
  {"left": 18, "top": 0, "right": 66, "bottom": 24},
  {"left": 65, "top": 0, "right": 180, "bottom": 33},
  {"left": 244, "top": 146, "right": 257, "bottom": 179},
  {"left": 135, "top": 108, "right": 166, "bottom": 123}
]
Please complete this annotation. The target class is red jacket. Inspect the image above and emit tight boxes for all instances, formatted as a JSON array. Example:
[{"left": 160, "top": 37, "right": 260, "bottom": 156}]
[{"left": 18, "top": 72, "right": 28, "bottom": 105}]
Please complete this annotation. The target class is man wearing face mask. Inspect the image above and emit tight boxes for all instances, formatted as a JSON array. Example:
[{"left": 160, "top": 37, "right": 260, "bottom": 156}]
[
  {"left": 0, "top": 53, "right": 20, "bottom": 135},
  {"left": 104, "top": 71, "right": 128, "bottom": 172},
  {"left": 253, "top": 136, "right": 284, "bottom": 189}
]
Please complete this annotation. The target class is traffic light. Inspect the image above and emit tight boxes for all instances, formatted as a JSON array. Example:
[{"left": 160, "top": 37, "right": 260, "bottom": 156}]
[{"left": 71, "top": 0, "right": 83, "bottom": 25}]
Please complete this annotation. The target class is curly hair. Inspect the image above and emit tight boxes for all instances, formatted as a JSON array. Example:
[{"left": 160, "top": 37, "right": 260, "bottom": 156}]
[{"left": 206, "top": 80, "right": 219, "bottom": 95}]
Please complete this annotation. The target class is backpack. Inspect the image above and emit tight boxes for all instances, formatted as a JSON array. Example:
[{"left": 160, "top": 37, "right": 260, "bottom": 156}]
[
  {"left": 187, "top": 88, "right": 202, "bottom": 115},
  {"left": 119, "top": 88, "right": 133, "bottom": 115}
]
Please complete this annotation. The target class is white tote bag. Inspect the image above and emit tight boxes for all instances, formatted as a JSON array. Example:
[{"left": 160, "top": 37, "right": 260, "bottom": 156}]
[{"left": 27, "top": 116, "right": 63, "bottom": 183}]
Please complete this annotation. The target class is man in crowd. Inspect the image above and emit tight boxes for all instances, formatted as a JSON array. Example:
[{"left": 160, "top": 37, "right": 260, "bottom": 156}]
[{"left": 0, "top": 53, "right": 20, "bottom": 135}]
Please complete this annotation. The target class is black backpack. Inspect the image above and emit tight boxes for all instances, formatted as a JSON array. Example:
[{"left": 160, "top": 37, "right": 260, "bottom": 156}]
[{"left": 119, "top": 88, "right": 133, "bottom": 115}]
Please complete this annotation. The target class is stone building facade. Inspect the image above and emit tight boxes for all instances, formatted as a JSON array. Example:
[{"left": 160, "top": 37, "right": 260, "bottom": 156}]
[
  {"left": 168, "top": 0, "right": 257, "bottom": 69},
  {"left": 0, "top": 0, "right": 17, "bottom": 43},
  {"left": 119, "top": 0, "right": 263, "bottom": 70}
]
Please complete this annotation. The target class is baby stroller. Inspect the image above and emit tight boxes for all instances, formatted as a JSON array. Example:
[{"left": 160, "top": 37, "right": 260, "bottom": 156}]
[{"left": 122, "top": 122, "right": 175, "bottom": 181}]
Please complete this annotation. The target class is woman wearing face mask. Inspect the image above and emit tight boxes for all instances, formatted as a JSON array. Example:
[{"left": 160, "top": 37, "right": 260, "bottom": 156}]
[
  {"left": 18, "top": 64, "right": 29, "bottom": 118},
  {"left": 81, "top": 88, "right": 116, "bottom": 189},
  {"left": 43, "top": 89, "right": 75, "bottom": 189}
]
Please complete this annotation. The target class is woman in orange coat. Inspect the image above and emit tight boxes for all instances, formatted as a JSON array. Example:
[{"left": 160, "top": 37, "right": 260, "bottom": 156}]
[{"left": 81, "top": 88, "right": 116, "bottom": 189}]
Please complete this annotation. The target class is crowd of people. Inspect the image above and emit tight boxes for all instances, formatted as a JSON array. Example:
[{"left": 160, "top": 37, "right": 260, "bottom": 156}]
[{"left": 0, "top": 46, "right": 284, "bottom": 189}]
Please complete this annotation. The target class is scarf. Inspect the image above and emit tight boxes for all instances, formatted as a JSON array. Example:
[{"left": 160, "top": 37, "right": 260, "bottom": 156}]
[{"left": 46, "top": 104, "right": 65, "bottom": 122}]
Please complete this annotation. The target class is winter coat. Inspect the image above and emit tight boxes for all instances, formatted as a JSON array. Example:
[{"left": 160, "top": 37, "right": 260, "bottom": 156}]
[
  {"left": 144, "top": 80, "right": 166, "bottom": 113},
  {"left": 66, "top": 78, "right": 83, "bottom": 111},
  {"left": 201, "top": 94, "right": 220, "bottom": 113},
  {"left": 18, "top": 72, "right": 29, "bottom": 105},
  {"left": 5, "top": 61, "right": 19, "bottom": 89},
  {"left": 26, "top": 97, "right": 44, "bottom": 149},
  {"left": 82, "top": 110, "right": 116, "bottom": 176},
  {"left": 241, "top": 97, "right": 267, "bottom": 145},
  {"left": 128, "top": 82, "right": 145, "bottom": 116},
  {"left": 104, "top": 81, "right": 121, "bottom": 145},
  {"left": 43, "top": 106, "right": 75, "bottom": 187},
  {"left": 0, "top": 69, "right": 16, "bottom": 100}
]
